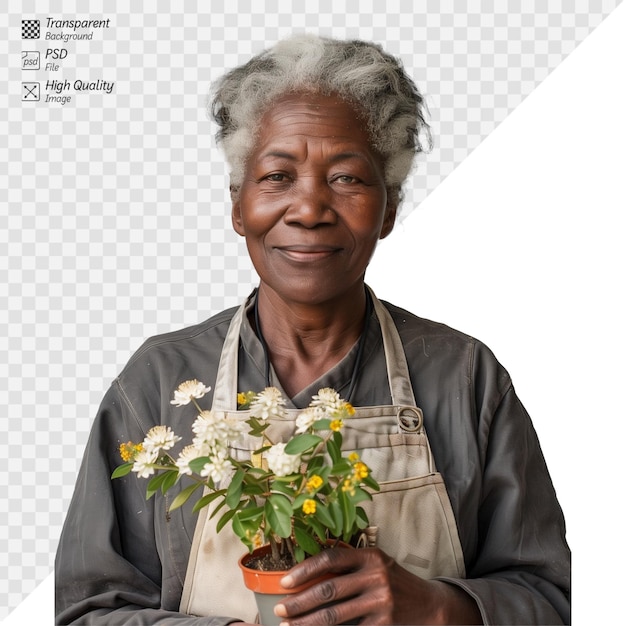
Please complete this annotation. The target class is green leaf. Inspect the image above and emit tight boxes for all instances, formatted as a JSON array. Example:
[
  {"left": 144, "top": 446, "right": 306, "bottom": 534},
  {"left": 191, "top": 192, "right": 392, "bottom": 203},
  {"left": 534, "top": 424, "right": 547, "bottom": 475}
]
[
  {"left": 327, "top": 438, "right": 341, "bottom": 465},
  {"left": 232, "top": 513, "right": 262, "bottom": 548},
  {"left": 316, "top": 503, "right": 340, "bottom": 537},
  {"left": 330, "top": 459, "right": 352, "bottom": 475},
  {"left": 188, "top": 456, "right": 212, "bottom": 474},
  {"left": 241, "top": 484, "right": 266, "bottom": 497},
  {"left": 329, "top": 500, "right": 344, "bottom": 537},
  {"left": 270, "top": 482, "right": 296, "bottom": 497},
  {"left": 111, "top": 462, "right": 133, "bottom": 479},
  {"left": 145, "top": 471, "right": 172, "bottom": 500},
  {"left": 294, "top": 526, "right": 322, "bottom": 557},
  {"left": 294, "top": 544, "right": 305, "bottom": 563},
  {"left": 192, "top": 489, "right": 227, "bottom": 513},
  {"left": 350, "top": 486, "right": 373, "bottom": 505},
  {"left": 332, "top": 431, "right": 343, "bottom": 450},
  {"left": 231, "top": 512, "right": 247, "bottom": 541},
  {"left": 216, "top": 508, "right": 237, "bottom": 533},
  {"left": 311, "top": 419, "right": 332, "bottom": 431},
  {"left": 209, "top": 497, "right": 228, "bottom": 519},
  {"left": 168, "top": 482, "right": 202, "bottom": 512},
  {"left": 356, "top": 506, "right": 369, "bottom": 529},
  {"left": 160, "top": 469, "right": 179, "bottom": 494},
  {"left": 293, "top": 492, "right": 310, "bottom": 509},
  {"left": 247, "top": 417, "right": 269, "bottom": 434},
  {"left": 285, "top": 434, "right": 323, "bottom": 455},
  {"left": 225, "top": 469, "right": 245, "bottom": 508},
  {"left": 306, "top": 515, "right": 327, "bottom": 542},
  {"left": 271, "top": 473, "right": 300, "bottom": 483},
  {"left": 361, "top": 475, "right": 380, "bottom": 491},
  {"left": 339, "top": 489, "right": 356, "bottom": 536},
  {"left": 264, "top": 494, "right": 292, "bottom": 538},
  {"left": 236, "top": 505, "right": 264, "bottom": 522},
  {"left": 307, "top": 456, "right": 325, "bottom": 473}
]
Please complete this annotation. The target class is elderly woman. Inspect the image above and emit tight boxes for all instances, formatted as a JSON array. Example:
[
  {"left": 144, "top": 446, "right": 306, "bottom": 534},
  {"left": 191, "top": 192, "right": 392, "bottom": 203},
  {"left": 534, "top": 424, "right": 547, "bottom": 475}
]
[{"left": 55, "top": 35, "right": 570, "bottom": 625}]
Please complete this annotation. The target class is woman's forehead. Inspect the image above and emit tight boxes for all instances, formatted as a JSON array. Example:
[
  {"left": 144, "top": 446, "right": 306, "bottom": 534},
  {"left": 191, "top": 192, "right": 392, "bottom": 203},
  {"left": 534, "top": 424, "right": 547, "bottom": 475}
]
[{"left": 251, "top": 93, "right": 374, "bottom": 157}]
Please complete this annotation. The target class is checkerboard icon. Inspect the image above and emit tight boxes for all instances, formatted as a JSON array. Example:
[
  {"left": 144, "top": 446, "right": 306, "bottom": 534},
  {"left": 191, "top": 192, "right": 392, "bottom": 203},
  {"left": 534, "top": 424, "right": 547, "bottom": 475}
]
[{"left": 22, "top": 19, "right": 40, "bottom": 39}]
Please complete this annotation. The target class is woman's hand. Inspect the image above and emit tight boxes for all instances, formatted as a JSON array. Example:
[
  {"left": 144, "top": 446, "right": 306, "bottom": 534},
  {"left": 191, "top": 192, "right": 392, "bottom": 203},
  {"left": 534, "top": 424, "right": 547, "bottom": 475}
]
[{"left": 273, "top": 547, "right": 482, "bottom": 625}]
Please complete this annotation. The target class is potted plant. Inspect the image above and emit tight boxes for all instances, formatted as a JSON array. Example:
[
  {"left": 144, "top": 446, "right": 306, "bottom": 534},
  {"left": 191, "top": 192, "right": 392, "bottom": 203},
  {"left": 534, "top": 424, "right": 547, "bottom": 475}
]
[{"left": 113, "top": 380, "right": 379, "bottom": 623}]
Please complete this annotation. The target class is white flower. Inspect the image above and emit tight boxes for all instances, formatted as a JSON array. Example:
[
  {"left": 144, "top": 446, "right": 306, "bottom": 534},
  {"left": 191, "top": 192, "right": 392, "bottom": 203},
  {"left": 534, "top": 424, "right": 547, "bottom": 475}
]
[
  {"left": 192, "top": 410, "right": 219, "bottom": 440},
  {"left": 310, "top": 388, "right": 342, "bottom": 412},
  {"left": 200, "top": 448, "right": 234, "bottom": 484},
  {"left": 223, "top": 415, "right": 246, "bottom": 441},
  {"left": 192, "top": 410, "right": 244, "bottom": 449},
  {"left": 295, "top": 406, "right": 325, "bottom": 434},
  {"left": 171, "top": 379, "right": 210, "bottom": 406},
  {"left": 132, "top": 448, "right": 159, "bottom": 478},
  {"left": 191, "top": 439, "right": 216, "bottom": 458},
  {"left": 249, "top": 387, "right": 287, "bottom": 421},
  {"left": 265, "top": 442, "right": 301, "bottom": 477},
  {"left": 175, "top": 445, "right": 203, "bottom": 475},
  {"left": 142, "top": 425, "right": 182, "bottom": 454}
]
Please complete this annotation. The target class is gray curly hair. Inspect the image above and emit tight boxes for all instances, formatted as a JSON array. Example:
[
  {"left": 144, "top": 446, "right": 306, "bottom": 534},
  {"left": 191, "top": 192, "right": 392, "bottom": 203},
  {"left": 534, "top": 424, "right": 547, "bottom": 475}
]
[{"left": 210, "top": 34, "right": 431, "bottom": 205}]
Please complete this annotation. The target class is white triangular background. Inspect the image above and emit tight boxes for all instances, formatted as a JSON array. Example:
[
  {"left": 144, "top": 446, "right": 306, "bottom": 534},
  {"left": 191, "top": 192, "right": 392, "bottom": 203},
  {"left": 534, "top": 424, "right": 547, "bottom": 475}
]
[
  {"left": 5, "top": 3, "right": 624, "bottom": 623},
  {"left": 369, "top": 4, "right": 625, "bottom": 623}
]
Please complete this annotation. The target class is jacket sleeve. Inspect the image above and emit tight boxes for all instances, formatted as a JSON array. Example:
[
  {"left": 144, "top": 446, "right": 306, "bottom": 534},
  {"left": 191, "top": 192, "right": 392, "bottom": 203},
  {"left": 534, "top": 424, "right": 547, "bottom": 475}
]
[
  {"left": 438, "top": 348, "right": 571, "bottom": 625},
  {"left": 54, "top": 382, "right": 241, "bottom": 626}
]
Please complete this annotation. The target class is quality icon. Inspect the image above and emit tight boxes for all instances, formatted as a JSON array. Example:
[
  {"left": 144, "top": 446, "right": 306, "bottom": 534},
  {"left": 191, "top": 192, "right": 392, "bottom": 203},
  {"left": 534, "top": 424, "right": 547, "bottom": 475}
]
[{"left": 22, "top": 82, "right": 40, "bottom": 101}]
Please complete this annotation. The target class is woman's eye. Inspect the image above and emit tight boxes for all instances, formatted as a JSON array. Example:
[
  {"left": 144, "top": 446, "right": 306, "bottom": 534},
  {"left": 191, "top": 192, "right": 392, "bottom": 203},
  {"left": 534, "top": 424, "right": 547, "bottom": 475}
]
[
  {"left": 264, "top": 173, "right": 287, "bottom": 182},
  {"left": 334, "top": 175, "right": 359, "bottom": 184}
]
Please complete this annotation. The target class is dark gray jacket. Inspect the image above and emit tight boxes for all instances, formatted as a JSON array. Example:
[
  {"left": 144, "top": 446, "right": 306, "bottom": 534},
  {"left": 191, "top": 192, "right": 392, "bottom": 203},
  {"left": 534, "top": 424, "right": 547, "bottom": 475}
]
[{"left": 55, "top": 298, "right": 570, "bottom": 624}]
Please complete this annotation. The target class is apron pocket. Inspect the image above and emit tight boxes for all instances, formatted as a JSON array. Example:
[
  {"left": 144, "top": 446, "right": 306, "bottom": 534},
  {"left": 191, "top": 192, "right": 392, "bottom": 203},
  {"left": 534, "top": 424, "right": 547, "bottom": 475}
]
[{"left": 360, "top": 473, "right": 466, "bottom": 580}]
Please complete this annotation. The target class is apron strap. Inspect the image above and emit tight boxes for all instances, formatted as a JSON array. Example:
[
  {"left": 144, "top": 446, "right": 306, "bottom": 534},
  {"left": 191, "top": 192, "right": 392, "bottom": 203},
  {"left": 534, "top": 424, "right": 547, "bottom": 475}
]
[
  {"left": 367, "top": 286, "right": 417, "bottom": 407},
  {"left": 211, "top": 297, "right": 248, "bottom": 411}
]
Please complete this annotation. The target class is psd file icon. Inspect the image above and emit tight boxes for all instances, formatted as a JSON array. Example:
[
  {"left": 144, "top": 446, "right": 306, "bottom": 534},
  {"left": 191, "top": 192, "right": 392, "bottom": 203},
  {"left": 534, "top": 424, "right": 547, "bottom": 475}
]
[
  {"left": 22, "top": 19, "right": 40, "bottom": 39},
  {"left": 22, "top": 82, "right": 40, "bottom": 101},
  {"left": 22, "top": 51, "right": 40, "bottom": 70}
]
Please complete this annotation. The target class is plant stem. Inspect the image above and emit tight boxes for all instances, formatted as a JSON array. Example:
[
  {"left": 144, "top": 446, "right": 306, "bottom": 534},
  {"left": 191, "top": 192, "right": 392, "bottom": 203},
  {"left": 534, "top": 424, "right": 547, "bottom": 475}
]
[{"left": 269, "top": 534, "right": 280, "bottom": 563}]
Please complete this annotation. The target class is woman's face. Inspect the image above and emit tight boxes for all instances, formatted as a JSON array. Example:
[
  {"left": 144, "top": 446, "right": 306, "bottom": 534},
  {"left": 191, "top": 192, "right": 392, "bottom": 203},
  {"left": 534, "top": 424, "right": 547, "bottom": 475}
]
[{"left": 232, "top": 92, "right": 396, "bottom": 307}]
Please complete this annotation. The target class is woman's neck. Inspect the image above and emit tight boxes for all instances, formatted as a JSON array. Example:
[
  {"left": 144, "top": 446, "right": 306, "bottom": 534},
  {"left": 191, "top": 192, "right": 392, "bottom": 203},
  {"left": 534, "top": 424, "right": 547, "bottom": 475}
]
[{"left": 254, "top": 283, "right": 368, "bottom": 397}]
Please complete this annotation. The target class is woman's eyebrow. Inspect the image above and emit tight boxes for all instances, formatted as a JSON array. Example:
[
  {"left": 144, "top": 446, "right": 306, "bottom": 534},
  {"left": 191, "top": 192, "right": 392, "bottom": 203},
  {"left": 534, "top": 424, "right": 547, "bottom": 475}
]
[
  {"left": 258, "top": 150, "right": 369, "bottom": 163},
  {"left": 258, "top": 150, "right": 297, "bottom": 161},
  {"left": 327, "top": 151, "right": 369, "bottom": 164}
]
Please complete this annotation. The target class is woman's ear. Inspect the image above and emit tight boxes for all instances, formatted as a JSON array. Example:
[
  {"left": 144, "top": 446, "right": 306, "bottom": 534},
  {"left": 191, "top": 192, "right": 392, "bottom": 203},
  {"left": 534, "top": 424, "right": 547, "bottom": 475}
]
[{"left": 230, "top": 185, "right": 245, "bottom": 236}]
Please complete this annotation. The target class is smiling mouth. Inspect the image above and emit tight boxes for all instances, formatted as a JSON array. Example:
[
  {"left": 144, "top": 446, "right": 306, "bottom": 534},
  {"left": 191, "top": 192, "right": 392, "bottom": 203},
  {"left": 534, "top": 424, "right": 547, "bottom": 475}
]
[{"left": 275, "top": 246, "right": 341, "bottom": 262}]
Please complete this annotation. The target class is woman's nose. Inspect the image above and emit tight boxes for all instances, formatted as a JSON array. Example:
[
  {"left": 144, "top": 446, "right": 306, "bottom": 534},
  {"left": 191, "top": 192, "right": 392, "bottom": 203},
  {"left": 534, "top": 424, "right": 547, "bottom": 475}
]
[{"left": 283, "top": 177, "right": 337, "bottom": 228}]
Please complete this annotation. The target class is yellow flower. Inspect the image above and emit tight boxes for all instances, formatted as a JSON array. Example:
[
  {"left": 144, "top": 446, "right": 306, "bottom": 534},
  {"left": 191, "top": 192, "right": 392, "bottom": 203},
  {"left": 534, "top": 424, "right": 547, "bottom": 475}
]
[
  {"left": 341, "top": 479, "right": 356, "bottom": 496},
  {"left": 348, "top": 452, "right": 360, "bottom": 463},
  {"left": 246, "top": 529, "right": 264, "bottom": 549},
  {"left": 237, "top": 390, "right": 256, "bottom": 409},
  {"left": 330, "top": 419, "right": 343, "bottom": 432},
  {"left": 354, "top": 461, "right": 369, "bottom": 480},
  {"left": 306, "top": 475, "right": 324, "bottom": 492},
  {"left": 119, "top": 441, "right": 142, "bottom": 462},
  {"left": 302, "top": 499, "right": 317, "bottom": 515},
  {"left": 344, "top": 402, "right": 355, "bottom": 416}
]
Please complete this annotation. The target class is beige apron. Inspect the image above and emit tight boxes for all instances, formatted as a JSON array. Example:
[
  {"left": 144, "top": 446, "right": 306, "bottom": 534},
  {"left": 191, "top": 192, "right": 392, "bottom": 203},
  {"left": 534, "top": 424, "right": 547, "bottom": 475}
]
[{"left": 180, "top": 291, "right": 465, "bottom": 621}]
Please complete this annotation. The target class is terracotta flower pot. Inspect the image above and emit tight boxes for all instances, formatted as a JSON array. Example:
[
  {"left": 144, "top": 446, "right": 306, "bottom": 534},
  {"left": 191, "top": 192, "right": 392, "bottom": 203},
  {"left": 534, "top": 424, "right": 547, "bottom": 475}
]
[{"left": 238, "top": 543, "right": 346, "bottom": 626}]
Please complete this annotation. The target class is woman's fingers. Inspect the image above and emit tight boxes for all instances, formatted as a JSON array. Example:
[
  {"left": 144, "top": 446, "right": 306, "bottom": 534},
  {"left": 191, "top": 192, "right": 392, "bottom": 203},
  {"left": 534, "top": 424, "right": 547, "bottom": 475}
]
[{"left": 275, "top": 548, "right": 395, "bottom": 624}]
